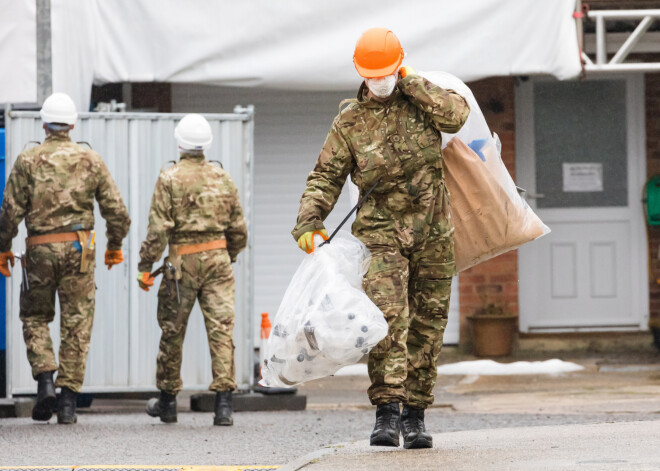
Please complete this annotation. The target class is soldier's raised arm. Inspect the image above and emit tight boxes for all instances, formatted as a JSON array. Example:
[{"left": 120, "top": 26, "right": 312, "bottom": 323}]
[
  {"left": 398, "top": 72, "right": 470, "bottom": 134},
  {"left": 225, "top": 181, "right": 247, "bottom": 263},
  {"left": 0, "top": 154, "right": 29, "bottom": 253},
  {"left": 138, "top": 173, "right": 174, "bottom": 273},
  {"left": 292, "top": 118, "right": 355, "bottom": 245}
]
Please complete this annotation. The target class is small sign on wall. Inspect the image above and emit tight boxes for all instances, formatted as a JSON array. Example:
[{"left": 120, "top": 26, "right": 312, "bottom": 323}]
[{"left": 562, "top": 163, "right": 603, "bottom": 192}]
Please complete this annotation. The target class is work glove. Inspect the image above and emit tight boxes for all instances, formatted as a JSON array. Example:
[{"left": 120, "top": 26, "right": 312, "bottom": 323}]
[
  {"left": 399, "top": 65, "right": 417, "bottom": 79},
  {"left": 105, "top": 250, "right": 124, "bottom": 270},
  {"left": 137, "top": 271, "right": 155, "bottom": 291},
  {"left": 297, "top": 229, "right": 329, "bottom": 254},
  {"left": 0, "top": 252, "right": 15, "bottom": 277}
]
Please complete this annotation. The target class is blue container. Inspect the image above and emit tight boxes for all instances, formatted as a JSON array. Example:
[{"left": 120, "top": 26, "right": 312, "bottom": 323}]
[{"left": 1, "top": 128, "right": 5, "bottom": 352}]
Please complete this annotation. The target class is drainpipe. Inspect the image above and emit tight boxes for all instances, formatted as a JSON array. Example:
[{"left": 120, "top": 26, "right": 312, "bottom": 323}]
[
  {"left": 574, "top": 0, "right": 587, "bottom": 79},
  {"left": 36, "top": 0, "right": 52, "bottom": 105}
]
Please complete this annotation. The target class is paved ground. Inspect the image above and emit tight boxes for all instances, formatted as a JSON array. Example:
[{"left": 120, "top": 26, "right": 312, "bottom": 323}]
[
  {"left": 0, "top": 351, "right": 658, "bottom": 468},
  {"left": 285, "top": 420, "right": 660, "bottom": 471}
]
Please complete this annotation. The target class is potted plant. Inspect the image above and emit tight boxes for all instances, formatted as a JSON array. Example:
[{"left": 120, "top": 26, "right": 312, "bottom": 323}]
[{"left": 467, "top": 296, "right": 518, "bottom": 357}]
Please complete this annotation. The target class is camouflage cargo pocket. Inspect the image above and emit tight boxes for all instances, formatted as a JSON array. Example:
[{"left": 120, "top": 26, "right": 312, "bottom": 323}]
[
  {"left": 363, "top": 251, "right": 408, "bottom": 309},
  {"left": 411, "top": 276, "right": 452, "bottom": 319}
]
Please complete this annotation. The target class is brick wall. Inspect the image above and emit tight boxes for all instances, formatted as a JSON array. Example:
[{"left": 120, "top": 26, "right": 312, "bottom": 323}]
[
  {"left": 646, "top": 73, "right": 660, "bottom": 327},
  {"left": 457, "top": 77, "right": 518, "bottom": 346}
]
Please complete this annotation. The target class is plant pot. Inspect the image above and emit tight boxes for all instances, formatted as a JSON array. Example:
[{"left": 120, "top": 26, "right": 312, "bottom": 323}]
[{"left": 467, "top": 315, "right": 518, "bottom": 357}]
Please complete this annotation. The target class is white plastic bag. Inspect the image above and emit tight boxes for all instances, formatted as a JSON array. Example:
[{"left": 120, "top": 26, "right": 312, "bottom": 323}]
[
  {"left": 260, "top": 231, "right": 388, "bottom": 388},
  {"left": 420, "top": 70, "right": 550, "bottom": 271}
]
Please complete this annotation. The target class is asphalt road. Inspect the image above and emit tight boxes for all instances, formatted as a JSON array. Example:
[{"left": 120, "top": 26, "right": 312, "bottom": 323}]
[
  {"left": 1, "top": 405, "right": 657, "bottom": 466},
  {"left": 1, "top": 352, "right": 658, "bottom": 467}
]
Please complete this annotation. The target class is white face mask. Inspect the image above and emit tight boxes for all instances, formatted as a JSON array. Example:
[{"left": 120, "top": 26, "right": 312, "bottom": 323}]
[{"left": 365, "top": 74, "right": 396, "bottom": 98}]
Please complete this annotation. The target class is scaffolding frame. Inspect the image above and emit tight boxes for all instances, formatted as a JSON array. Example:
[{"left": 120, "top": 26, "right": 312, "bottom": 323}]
[{"left": 577, "top": 2, "right": 660, "bottom": 74}]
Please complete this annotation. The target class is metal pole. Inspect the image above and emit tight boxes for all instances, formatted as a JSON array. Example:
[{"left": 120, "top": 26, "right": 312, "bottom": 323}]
[
  {"left": 596, "top": 15, "right": 607, "bottom": 65},
  {"left": 586, "top": 63, "right": 660, "bottom": 73},
  {"left": 575, "top": 0, "right": 586, "bottom": 77},
  {"left": 36, "top": 0, "right": 52, "bottom": 105},
  {"left": 128, "top": 119, "right": 140, "bottom": 387},
  {"left": 4, "top": 106, "right": 11, "bottom": 399},
  {"left": 233, "top": 104, "right": 255, "bottom": 390},
  {"left": 588, "top": 9, "right": 660, "bottom": 20},
  {"left": 610, "top": 16, "right": 655, "bottom": 64}
]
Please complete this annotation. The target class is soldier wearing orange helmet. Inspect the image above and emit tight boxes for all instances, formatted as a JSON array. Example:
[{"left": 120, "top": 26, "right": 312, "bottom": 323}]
[{"left": 293, "top": 28, "right": 470, "bottom": 448}]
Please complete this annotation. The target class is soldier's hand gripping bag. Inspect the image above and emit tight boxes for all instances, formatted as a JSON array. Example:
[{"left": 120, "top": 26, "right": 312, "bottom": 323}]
[
  {"left": 420, "top": 70, "right": 549, "bottom": 271},
  {"left": 259, "top": 231, "right": 388, "bottom": 388}
]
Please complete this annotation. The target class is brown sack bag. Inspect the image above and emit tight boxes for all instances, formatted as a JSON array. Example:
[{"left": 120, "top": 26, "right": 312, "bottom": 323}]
[{"left": 443, "top": 137, "right": 546, "bottom": 272}]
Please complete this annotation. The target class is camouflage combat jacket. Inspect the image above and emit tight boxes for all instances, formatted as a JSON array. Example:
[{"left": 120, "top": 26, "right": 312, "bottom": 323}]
[
  {"left": 292, "top": 75, "right": 470, "bottom": 249},
  {"left": 138, "top": 152, "right": 248, "bottom": 272},
  {"left": 0, "top": 131, "right": 130, "bottom": 252}
]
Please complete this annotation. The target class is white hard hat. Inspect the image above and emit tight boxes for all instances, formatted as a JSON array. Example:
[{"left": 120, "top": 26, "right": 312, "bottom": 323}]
[
  {"left": 40, "top": 92, "right": 77, "bottom": 125},
  {"left": 174, "top": 114, "right": 213, "bottom": 151}
]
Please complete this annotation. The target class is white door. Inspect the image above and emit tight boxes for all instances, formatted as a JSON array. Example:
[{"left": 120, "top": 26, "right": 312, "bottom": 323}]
[{"left": 516, "top": 76, "right": 648, "bottom": 333}]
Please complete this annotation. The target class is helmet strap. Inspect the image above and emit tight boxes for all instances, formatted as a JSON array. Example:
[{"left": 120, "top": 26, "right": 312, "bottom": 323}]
[
  {"left": 179, "top": 147, "right": 204, "bottom": 155},
  {"left": 44, "top": 123, "right": 72, "bottom": 133}
]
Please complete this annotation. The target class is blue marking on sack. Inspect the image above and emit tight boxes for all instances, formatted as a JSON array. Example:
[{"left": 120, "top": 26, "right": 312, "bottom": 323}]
[{"left": 468, "top": 139, "right": 488, "bottom": 162}]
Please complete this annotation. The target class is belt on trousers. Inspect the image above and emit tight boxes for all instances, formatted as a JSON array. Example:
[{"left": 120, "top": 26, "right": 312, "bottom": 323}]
[
  {"left": 26, "top": 231, "right": 90, "bottom": 247},
  {"left": 173, "top": 238, "right": 227, "bottom": 256}
]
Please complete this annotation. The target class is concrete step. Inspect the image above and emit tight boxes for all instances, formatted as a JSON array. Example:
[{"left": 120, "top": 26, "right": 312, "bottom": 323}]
[
  {"left": 516, "top": 331, "right": 658, "bottom": 355},
  {"left": 0, "top": 397, "right": 35, "bottom": 418}
]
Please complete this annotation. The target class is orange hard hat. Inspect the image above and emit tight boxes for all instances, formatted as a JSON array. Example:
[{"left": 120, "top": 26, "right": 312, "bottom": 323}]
[{"left": 353, "top": 28, "right": 404, "bottom": 78}]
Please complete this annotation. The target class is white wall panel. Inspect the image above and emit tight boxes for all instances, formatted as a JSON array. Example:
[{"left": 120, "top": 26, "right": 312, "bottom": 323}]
[{"left": 5, "top": 109, "right": 254, "bottom": 394}]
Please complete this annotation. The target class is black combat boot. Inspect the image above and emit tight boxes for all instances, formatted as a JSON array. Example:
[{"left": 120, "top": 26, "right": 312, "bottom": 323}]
[
  {"left": 370, "top": 403, "right": 400, "bottom": 447},
  {"left": 400, "top": 405, "right": 433, "bottom": 449},
  {"left": 146, "top": 391, "right": 177, "bottom": 423},
  {"left": 213, "top": 391, "right": 233, "bottom": 426},
  {"left": 57, "top": 387, "right": 78, "bottom": 424},
  {"left": 32, "top": 371, "right": 57, "bottom": 421}
]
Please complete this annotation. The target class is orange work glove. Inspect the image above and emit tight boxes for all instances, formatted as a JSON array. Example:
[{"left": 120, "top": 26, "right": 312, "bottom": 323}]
[
  {"left": 0, "top": 252, "right": 15, "bottom": 277},
  {"left": 297, "top": 229, "right": 329, "bottom": 254},
  {"left": 137, "top": 272, "right": 155, "bottom": 291},
  {"left": 399, "top": 65, "right": 417, "bottom": 79},
  {"left": 105, "top": 250, "right": 124, "bottom": 270}
]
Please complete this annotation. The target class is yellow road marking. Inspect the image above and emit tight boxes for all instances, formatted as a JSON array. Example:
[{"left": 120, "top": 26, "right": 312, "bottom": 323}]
[{"left": 0, "top": 467, "right": 280, "bottom": 470}]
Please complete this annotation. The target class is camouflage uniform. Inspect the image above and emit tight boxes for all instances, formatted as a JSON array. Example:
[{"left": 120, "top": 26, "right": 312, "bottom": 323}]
[
  {"left": 138, "top": 152, "right": 247, "bottom": 395},
  {"left": 0, "top": 131, "right": 130, "bottom": 392},
  {"left": 293, "top": 75, "right": 469, "bottom": 408}
]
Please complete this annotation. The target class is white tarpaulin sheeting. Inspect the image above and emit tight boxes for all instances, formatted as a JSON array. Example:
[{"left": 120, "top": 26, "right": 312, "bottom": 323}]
[
  {"left": 0, "top": 0, "right": 36, "bottom": 104},
  {"left": 1, "top": 0, "right": 581, "bottom": 110}
]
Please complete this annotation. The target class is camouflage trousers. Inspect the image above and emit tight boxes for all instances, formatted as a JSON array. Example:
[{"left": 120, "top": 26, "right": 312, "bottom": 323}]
[
  {"left": 364, "top": 238, "right": 453, "bottom": 409},
  {"left": 19, "top": 242, "right": 96, "bottom": 393},
  {"left": 156, "top": 249, "right": 236, "bottom": 395}
]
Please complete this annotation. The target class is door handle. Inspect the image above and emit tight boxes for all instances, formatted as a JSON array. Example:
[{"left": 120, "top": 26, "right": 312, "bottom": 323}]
[{"left": 516, "top": 186, "right": 545, "bottom": 200}]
